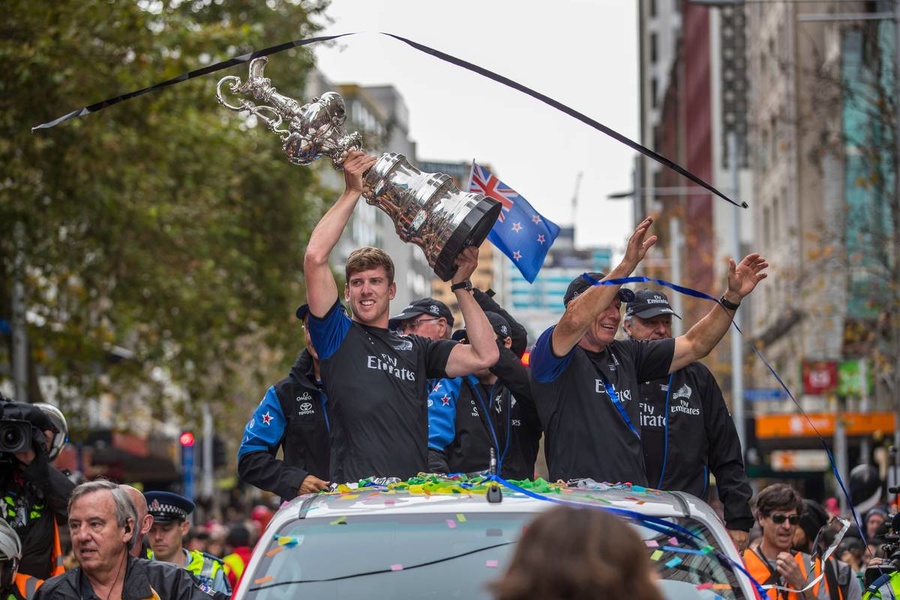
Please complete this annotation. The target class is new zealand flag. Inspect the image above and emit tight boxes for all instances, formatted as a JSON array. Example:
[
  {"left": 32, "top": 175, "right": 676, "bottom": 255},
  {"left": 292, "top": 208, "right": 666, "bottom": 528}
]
[{"left": 468, "top": 163, "right": 560, "bottom": 283}]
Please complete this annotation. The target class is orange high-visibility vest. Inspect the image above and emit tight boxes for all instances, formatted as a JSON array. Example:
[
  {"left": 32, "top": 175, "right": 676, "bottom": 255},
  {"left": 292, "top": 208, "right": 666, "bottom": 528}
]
[
  {"left": 50, "top": 520, "right": 63, "bottom": 577},
  {"left": 744, "top": 547, "right": 810, "bottom": 600},
  {"left": 14, "top": 572, "right": 43, "bottom": 600}
]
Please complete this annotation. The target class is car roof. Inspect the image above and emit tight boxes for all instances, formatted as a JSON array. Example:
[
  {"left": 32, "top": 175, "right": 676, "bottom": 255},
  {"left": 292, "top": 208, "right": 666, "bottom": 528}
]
[{"left": 270, "top": 478, "right": 723, "bottom": 529}]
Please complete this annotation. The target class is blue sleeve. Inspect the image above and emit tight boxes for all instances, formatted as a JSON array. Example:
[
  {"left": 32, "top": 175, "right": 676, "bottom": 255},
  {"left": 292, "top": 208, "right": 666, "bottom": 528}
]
[
  {"left": 427, "top": 377, "right": 462, "bottom": 451},
  {"left": 237, "top": 387, "right": 287, "bottom": 457},
  {"left": 307, "top": 300, "right": 351, "bottom": 361},
  {"left": 530, "top": 325, "right": 575, "bottom": 383}
]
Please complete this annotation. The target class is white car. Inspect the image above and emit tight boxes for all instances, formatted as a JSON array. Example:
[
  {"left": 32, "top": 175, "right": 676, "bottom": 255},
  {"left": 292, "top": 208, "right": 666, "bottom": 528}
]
[{"left": 233, "top": 479, "right": 757, "bottom": 599}]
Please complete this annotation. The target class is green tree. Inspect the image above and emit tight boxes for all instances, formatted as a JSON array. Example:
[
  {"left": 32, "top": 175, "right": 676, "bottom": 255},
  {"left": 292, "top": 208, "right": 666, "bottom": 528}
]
[{"left": 0, "top": 0, "right": 331, "bottom": 439}]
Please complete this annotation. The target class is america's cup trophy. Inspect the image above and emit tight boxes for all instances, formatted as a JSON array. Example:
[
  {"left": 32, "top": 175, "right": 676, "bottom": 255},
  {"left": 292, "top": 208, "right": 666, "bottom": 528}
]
[{"left": 215, "top": 57, "right": 501, "bottom": 281}]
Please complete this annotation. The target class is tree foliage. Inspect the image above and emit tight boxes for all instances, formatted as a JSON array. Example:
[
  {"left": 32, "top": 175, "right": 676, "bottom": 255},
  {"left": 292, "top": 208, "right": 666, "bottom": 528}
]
[{"left": 0, "top": 0, "right": 332, "bottom": 437}]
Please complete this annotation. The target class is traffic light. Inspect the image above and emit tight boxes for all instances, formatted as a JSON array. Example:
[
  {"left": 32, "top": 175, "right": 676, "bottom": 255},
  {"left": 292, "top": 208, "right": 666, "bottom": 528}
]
[{"left": 179, "top": 431, "right": 196, "bottom": 447}]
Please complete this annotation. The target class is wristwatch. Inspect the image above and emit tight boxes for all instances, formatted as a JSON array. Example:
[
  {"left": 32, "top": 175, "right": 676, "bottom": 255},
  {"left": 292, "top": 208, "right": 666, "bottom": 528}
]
[
  {"left": 451, "top": 279, "right": 473, "bottom": 292},
  {"left": 719, "top": 294, "right": 741, "bottom": 310}
]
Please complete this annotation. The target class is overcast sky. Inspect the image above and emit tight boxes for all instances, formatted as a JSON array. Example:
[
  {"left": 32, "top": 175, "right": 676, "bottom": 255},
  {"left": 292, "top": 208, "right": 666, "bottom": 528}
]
[{"left": 310, "top": 0, "right": 639, "bottom": 251}]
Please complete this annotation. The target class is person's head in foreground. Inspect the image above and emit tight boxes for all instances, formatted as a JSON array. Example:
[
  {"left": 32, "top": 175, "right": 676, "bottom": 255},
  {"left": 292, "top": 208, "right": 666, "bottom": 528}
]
[{"left": 489, "top": 504, "right": 663, "bottom": 600}]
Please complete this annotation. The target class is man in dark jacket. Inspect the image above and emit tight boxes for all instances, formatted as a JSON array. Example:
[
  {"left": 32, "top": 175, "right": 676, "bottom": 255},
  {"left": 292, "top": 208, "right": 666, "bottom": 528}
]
[
  {"left": 238, "top": 303, "right": 330, "bottom": 501},
  {"left": 34, "top": 480, "right": 218, "bottom": 600},
  {"left": 623, "top": 289, "right": 753, "bottom": 550},
  {"left": 428, "top": 312, "right": 541, "bottom": 479}
]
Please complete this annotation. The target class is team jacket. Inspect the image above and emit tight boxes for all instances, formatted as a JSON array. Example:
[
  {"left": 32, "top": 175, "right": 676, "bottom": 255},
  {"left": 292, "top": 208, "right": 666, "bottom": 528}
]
[
  {"left": 637, "top": 362, "right": 754, "bottom": 532},
  {"left": 238, "top": 349, "right": 330, "bottom": 501},
  {"left": 427, "top": 348, "right": 541, "bottom": 479},
  {"left": 32, "top": 556, "right": 221, "bottom": 600}
]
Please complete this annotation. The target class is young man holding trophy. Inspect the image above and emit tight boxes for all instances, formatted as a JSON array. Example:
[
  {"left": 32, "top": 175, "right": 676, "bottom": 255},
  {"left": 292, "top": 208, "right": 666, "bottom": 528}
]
[{"left": 302, "top": 150, "right": 499, "bottom": 485}]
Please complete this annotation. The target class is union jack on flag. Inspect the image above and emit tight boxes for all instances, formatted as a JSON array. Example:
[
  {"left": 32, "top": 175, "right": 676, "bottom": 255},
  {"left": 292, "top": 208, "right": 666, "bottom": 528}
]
[{"left": 468, "top": 162, "right": 560, "bottom": 283}]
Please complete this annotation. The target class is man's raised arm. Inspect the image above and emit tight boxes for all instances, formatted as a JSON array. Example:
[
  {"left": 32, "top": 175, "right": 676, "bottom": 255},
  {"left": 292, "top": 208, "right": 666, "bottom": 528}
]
[
  {"left": 303, "top": 151, "right": 377, "bottom": 317},
  {"left": 444, "top": 246, "right": 499, "bottom": 377},
  {"left": 670, "top": 253, "right": 768, "bottom": 373},
  {"left": 550, "top": 217, "right": 657, "bottom": 357}
]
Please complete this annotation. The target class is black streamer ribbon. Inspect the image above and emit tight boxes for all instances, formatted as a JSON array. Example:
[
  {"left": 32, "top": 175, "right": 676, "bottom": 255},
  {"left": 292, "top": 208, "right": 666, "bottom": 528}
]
[{"left": 32, "top": 31, "right": 743, "bottom": 208}]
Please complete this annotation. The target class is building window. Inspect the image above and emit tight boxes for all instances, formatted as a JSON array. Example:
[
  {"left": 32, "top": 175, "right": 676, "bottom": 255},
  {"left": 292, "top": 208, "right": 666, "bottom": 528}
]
[
  {"left": 649, "top": 0, "right": 657, "bottom": 18},
  {"left": 651, "top": 77, "right": 658, "bottom": 109},
  {"left": 650, "top": 32, "right": 658, "bottom": 63}
]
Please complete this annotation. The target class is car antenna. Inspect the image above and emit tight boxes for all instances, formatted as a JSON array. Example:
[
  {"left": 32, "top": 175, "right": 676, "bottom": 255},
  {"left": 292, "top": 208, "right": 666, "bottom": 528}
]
[{"left": 487, "top": 448, "right": 502, "bottom": 504}]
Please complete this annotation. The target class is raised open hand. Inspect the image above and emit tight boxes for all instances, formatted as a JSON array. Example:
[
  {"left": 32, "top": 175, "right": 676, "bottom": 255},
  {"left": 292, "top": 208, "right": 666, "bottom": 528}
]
[
  {"left": 726, "top": 253, "right": 768, "bottom": 299},
  {"left": 621, "top": 217, "right": 658, "bottom": 273}
]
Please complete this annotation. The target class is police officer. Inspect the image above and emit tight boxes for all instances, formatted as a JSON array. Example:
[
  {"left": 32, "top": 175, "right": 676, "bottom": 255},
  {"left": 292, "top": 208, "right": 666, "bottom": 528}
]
[
  {"left": 863, "top": 570, "right": 900, "bottom": 599},
  {"left": 144, "top": 492, "right": 231, "bottom": 595}
]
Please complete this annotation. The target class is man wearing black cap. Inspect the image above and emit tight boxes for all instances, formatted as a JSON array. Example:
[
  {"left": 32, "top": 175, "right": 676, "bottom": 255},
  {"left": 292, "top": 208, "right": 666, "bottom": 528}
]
[
  {"left": 530, "top": 216, "right": 768, "bottom": 489},
  {"left": 238, "top": 303, "right": 330, "bottom": 501},
  {"left": 145, "top": 491, "right": 231, "bottom": 595},
  {"left": 623, "top": 288, "right": 753, "bottom": 550},
  {"left": 428, "top": 311, "right": 541, "bottom": 479},
  {"left": 389, "top": 298, "right": 455, "bottom": 340}
]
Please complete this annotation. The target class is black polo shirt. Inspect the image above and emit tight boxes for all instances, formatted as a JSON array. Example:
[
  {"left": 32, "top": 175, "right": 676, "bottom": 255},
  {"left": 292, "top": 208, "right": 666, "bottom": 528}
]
[{"left": 531, "top": 327, "right": 674, "bottom": 484}]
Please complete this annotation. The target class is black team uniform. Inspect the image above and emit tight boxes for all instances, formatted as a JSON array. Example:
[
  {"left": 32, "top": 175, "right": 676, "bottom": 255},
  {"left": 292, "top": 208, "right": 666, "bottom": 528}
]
[
  {"left": 530, "top": 328, "right": 674, "bottom": 485},
  {"left": 637, "top": 363, "right": 753, "bottom": 530},
  {"left": 308, "top": 301, "right": 455, "bottom": 483}
]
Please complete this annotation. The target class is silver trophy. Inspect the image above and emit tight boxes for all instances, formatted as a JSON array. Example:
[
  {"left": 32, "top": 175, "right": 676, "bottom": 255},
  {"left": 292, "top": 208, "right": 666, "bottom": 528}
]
[{"left": 215, "top": 57, "right": 500, "bottom": 281}]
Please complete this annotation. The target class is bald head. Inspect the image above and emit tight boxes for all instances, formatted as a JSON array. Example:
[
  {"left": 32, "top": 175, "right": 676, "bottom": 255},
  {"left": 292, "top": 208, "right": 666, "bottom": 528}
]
[{"left": 119, "top": 485, "right": 153, "bottom": 556}]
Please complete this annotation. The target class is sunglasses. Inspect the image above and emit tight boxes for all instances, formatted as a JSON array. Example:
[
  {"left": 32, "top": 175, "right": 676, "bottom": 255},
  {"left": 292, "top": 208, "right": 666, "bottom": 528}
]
[{"left": 769, "top": 513, "right": 801, "bottom": 525}]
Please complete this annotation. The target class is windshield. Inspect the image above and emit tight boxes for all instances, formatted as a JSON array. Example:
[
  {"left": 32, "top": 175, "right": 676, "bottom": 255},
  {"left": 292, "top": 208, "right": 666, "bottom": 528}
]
[{"left": 242, "top": 510, "right": 748, "bottom": 600}]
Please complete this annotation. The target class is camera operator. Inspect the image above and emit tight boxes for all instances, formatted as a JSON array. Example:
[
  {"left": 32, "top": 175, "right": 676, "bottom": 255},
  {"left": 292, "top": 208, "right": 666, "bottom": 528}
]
[
  {"left": 0, "top": 395, "right": 74, "bottom": 582},
  {"left": 862, "top": 504, "right": 900, "bottom": 599}
]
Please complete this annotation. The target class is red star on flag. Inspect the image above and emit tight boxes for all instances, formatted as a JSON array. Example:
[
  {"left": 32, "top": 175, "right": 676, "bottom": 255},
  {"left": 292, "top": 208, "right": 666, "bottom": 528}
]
[
  {"left": 262, "top": 411, "right": 273, "bottom": 425},
  {"left": 511, "top": 222, "right": 523, "bottom": 233},
  {"left": 441, "top": 395, "right": 451, "bottom": 406},
  {"left": 432, "top": 383, "right": 441, "bottom": 392},
  {"left": 532, "top": 214, "right": 542, "bottom": 224},
  {"left": 537, "top": 234, "right": 546, "bottom": 244},
  {"left": 512, "top": 251, "right": 522, "bottom": 261}
]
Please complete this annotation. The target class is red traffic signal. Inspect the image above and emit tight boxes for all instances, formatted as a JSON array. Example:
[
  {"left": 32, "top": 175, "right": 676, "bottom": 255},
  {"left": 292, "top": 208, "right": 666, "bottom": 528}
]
[{"left": 179, "top": 432, "right": 195, "bottom": 447}]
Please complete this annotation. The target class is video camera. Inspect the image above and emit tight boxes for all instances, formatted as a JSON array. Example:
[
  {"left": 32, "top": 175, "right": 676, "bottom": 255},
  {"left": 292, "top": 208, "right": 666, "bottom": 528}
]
[
  {"left": 0, "top": 398, "right": 53, "bottom": 460},
  {"left": 0, "top": 418, "right": 33, "bottom": 454},
  {"left": 863, "top": 488, "right": 900, "bottom": 587}
]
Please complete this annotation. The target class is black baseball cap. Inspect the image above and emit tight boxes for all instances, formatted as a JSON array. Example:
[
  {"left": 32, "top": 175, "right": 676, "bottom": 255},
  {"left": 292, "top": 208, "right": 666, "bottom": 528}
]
[
  {"left": 564, "top": 272, "right": 636, "bottom": 307},
  {"left": 453, "top": 311, "right": 511, "bottom": 343},
  {"left": 624, "top": 289, "right": 682, "bottom": 320},
  {"left": 388, "top": 298, "right": 454, "bottom": 330}
]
